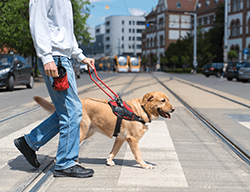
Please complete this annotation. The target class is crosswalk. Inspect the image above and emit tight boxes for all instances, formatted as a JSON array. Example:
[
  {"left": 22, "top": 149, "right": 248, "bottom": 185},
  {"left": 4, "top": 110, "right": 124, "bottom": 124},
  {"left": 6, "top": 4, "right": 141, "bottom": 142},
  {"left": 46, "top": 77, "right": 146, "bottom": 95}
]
[{"left": 118, "top": 121, "right": 188, "bottom": 188}]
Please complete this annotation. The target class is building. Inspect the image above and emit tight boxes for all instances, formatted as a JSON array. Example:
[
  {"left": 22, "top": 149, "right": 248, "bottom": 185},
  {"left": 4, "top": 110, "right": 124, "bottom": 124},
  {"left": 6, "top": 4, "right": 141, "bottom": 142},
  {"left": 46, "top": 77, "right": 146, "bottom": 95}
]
[
  {"left": 80, "top": 24, "right": 105, "bottom": 59},
  {"left": 104, "top": 15, "right": 145, "bottom": 57},
  {"left": 142, "top": 0, "right": 197, "bottom": 69},
  {"left": 196, "top": 0, "right": 224, "bottom": 33},
  {"left": 228, "top": 0, "right": 250, "bottom": 60}
]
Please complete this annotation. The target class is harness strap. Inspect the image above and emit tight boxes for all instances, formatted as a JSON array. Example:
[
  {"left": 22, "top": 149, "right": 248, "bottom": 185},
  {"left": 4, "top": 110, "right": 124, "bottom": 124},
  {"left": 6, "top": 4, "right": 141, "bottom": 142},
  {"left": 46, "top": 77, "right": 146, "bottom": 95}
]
[
  {"left": 141, "top": 105, "right": 151, "bottom": 123},
  {"left": 113, "top": 115, "right": 123, "bottom": 137}
]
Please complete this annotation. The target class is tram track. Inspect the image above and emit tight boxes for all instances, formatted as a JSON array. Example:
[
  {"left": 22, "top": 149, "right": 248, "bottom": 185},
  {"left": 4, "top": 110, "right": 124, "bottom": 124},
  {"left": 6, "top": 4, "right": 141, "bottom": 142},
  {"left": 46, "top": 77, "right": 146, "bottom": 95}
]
[
  {"left": 152, "top": 74, "right": 250, "bottom": 167},
  {"left": 4, "top": 73, "right": 250, "bottom": 191},
  {"left": 15, "top": 74, "right": 138, "bottom": 192}
]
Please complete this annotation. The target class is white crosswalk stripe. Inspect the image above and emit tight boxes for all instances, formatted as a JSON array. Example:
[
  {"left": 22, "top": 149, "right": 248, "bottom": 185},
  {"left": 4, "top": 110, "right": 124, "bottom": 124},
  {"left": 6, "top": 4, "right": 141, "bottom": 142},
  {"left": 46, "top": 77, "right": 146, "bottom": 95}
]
[
  {"left": 118, "top": 121, "right": 188, "bottom": 188},
  {"left": 239, "top": 122, "right": 250, "bottom": 130}
]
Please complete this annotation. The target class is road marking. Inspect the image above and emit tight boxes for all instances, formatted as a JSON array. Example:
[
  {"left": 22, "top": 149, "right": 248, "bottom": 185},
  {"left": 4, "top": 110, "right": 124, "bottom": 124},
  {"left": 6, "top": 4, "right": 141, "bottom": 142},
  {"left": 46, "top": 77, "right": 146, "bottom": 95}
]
[
  {"left": 118, "top": 120, "right": 188, "bottom": 188},
  {"left": 0, "top": 121, "right": 42, "bottom": 170},
  {"left": 239, "top": 122, "right": 250, "bottom": 130}
]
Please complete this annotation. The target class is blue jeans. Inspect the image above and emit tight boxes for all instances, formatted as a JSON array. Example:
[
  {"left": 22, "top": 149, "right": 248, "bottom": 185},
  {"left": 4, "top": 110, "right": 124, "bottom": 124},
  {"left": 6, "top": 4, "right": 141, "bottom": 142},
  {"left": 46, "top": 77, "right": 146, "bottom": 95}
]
[{"left": 25, "top": 56, "right": 82, "bottom": 170}]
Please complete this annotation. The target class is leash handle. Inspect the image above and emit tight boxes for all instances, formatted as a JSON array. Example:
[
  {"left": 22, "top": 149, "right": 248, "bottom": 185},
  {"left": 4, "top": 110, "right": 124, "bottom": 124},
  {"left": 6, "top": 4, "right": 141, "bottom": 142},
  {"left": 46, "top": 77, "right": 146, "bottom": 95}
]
[{"left": 88, "top": 66, "right": 119, "bottom": 100}]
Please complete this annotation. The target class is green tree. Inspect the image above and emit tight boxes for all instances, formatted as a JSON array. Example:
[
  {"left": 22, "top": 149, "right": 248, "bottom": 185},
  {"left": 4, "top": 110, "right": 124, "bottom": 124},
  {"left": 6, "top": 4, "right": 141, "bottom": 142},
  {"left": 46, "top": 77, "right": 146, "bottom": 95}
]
[
  {"left": 160, "top": 56, "right": 168, "bottom": 67},
  {"left": 228, "top": 50, "right": 237, "bottom": 60},
  {"left": 181, "top": 55, "right": 190, "bottom": 68},
  {"left": 170, "top": 55, "right": 179, "bottom": 69},
  {"left": 0, "top": 0, "right": 91, "bottom": 55}
]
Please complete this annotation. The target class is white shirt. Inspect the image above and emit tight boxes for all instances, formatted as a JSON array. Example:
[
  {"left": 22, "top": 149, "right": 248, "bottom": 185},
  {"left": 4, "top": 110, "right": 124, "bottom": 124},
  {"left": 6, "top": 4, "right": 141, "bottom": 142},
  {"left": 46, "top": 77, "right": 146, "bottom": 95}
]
[{"left": 29, "top": 0, "right": 86, "bottom": 65}]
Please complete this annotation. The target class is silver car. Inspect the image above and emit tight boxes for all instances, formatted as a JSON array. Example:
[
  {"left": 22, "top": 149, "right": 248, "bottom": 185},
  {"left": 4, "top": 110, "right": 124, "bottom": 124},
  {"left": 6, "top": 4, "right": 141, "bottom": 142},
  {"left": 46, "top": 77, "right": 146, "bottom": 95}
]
[{"left": 238, "top": 63, "right": 250, "bottom": 83}]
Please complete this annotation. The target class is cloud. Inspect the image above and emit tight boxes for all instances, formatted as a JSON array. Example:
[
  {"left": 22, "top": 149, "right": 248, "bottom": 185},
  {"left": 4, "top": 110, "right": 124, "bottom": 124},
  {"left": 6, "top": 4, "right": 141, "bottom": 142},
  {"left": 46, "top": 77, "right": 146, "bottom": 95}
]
[{"left": 129, "top": 9, "right": 147, "bottom": 16}]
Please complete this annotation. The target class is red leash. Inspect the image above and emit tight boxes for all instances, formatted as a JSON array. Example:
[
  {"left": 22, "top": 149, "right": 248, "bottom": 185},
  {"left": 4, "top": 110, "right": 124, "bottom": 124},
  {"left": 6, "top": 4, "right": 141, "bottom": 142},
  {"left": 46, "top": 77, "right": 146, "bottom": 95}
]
[{"left": 88, "top": 66, "right": 119, "bottom": 101}]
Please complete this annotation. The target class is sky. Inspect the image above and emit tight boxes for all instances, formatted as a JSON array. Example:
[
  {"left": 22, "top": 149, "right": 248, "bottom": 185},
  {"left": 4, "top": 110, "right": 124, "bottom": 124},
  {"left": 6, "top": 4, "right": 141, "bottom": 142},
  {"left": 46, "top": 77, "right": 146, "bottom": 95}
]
[{"left": 86, "top": 0, "right": 158, "bottom": 28}]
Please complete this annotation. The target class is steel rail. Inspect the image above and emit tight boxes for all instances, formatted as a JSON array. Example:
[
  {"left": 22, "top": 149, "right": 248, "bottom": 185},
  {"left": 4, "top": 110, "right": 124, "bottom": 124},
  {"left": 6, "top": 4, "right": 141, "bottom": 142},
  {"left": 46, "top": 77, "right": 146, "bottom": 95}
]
[{"left": 152, "top": 74, "right": 250, "bottom": 167}]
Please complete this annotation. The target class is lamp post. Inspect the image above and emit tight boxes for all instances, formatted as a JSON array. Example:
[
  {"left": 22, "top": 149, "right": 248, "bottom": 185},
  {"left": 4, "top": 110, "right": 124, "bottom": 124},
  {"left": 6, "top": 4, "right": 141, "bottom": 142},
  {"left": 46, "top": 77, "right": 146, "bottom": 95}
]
[
  {"left": 223, "top": 0, "right": 228, "bottom": 77},
  {"left": 185, "top": 12, "right": 197, "bottom": 74}
]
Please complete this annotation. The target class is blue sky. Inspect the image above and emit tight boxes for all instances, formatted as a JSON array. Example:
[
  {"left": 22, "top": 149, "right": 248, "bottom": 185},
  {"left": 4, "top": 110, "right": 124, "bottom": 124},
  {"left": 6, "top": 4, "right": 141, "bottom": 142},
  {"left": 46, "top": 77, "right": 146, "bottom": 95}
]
[{"left": 86, "top": 0, "right": 158, "bottom": 28}]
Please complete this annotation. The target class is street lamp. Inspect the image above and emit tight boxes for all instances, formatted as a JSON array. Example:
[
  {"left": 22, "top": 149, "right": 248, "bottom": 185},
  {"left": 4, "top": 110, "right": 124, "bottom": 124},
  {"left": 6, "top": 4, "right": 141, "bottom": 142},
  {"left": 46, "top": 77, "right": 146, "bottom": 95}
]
[{"left": 185, "top": 12, "right": 197, "bottom": 74}]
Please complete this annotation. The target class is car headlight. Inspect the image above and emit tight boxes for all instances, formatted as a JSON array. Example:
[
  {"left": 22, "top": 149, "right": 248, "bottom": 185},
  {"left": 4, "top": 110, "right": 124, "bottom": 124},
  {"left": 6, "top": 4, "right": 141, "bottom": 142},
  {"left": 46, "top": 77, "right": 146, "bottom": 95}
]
[{"left": 0, "top": 67, "right": 10, "bottom": 75}]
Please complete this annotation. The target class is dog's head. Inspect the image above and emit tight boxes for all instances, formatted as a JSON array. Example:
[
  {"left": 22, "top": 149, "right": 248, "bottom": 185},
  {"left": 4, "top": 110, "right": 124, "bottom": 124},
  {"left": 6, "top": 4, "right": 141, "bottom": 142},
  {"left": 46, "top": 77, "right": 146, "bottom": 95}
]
[{"left": 141, "top": 91, "right": 175, "bottom": 120}]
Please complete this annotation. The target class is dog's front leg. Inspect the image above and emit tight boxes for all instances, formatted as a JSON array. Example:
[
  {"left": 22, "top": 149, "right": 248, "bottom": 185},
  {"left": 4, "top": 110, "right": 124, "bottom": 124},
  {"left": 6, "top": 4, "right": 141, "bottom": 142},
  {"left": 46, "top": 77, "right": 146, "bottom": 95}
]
[
  {"left": 107, "top": 137, "right": 125, "bottom": 166},
  {"left": 126, "top": 137, "right": 154, "bottom": 169}
]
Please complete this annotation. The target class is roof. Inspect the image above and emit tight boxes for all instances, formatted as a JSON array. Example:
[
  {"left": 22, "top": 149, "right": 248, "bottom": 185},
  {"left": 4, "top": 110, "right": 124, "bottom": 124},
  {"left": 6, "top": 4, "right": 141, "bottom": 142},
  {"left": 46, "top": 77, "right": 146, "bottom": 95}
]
[
  {"left": 166, "top": 0, "right": 198, "bottom": 12},
  {"left": 195, "top": 0, "right": 224, "bottom": 13}
]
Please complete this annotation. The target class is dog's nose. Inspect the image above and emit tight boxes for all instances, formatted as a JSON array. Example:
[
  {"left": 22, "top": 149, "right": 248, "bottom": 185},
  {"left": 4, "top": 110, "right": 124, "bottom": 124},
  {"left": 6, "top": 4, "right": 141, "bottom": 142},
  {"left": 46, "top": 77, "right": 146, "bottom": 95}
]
[{"left": 171, "top": 107, "right": 175, "bottom": 113}]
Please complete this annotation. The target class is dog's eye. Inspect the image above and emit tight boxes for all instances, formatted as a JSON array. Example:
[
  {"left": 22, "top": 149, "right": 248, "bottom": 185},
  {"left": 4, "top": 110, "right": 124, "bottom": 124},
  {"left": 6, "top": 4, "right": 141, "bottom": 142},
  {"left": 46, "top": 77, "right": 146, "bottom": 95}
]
[{"left": 161, "top": 99, "right": 165, "bottom": 102}]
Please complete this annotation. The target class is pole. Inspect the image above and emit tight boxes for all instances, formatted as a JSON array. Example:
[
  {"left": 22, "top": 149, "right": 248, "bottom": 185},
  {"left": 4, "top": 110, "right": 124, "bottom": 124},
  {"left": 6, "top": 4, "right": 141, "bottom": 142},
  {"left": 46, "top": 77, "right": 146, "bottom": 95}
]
[
  {"left": 193, "top": 13, "right": 197, "bottom": 74},
  {"left": 223, "top": 0, "right": 228, "bottom": 77}
]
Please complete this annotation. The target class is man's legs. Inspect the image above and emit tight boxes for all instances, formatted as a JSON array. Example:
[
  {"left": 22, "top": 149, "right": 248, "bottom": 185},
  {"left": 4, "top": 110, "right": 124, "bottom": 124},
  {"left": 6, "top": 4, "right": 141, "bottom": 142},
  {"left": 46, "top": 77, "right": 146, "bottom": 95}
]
[{"left": 15, "top": 57, "right": 93, "bottom": 177}]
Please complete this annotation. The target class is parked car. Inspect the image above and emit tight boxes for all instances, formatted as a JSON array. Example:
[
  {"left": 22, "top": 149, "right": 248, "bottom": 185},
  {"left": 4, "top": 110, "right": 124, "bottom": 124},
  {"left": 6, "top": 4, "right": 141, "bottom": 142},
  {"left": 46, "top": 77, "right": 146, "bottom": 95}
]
[
  {"left": 0, "top": 54, "right": 34, "bottom": 91},
  {"left": 80, "top": 63, "right": 93, "bottom": 74},
  {"left": 202, "top": 63, "right": 224, "bottom": 77},
  {"left": 70, "top": 58, "right": 81, "bottom": 79},
  {"left": 238, "top": 62, "right": 250, "bottom": 83},
  {"left": 224, "top": 62, "right": 245, "bottom": 81}
]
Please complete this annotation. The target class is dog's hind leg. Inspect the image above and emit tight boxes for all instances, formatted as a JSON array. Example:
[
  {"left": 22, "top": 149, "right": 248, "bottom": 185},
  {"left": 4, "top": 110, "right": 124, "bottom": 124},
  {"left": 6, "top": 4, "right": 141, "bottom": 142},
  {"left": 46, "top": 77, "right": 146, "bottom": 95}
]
[
  {"left": 126, "top": 137, "right": 154, "bottom": 169},
  {"left": 106, "top": 137, "right": 125, "bottom": 166}
]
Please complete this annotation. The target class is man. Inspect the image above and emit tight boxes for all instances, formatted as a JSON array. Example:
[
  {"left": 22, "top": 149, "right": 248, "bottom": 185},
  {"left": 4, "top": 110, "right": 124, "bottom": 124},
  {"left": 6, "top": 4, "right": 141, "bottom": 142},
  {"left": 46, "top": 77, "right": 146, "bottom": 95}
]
[{"left": 14, "top": 0, "right": 94, "bottom": 178}]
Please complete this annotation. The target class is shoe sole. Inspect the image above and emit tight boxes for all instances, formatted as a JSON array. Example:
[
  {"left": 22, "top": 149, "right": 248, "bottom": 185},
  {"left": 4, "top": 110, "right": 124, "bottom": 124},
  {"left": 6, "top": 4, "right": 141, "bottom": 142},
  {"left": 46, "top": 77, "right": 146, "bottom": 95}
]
[
  {"left": 14, "top": 139, "right": 40, "bottom": 168},
  {"left": 53, "top": 170, "right": 94, "bottom": 178}
]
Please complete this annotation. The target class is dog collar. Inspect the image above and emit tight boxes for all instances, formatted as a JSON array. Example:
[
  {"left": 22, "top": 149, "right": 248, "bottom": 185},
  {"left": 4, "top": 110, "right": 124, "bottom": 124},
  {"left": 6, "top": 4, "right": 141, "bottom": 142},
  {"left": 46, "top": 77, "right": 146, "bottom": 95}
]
[{"left": 141, "top": 105, "right": 151, "bottom": 123}]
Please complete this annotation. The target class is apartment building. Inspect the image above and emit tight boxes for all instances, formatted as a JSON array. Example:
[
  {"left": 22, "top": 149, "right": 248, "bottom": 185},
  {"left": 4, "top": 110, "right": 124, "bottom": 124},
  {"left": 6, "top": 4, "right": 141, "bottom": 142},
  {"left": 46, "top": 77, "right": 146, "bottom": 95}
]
[
  {"left": 142, "top": 0, "right": 197, "bottom": 68},
  {"left": 228, "top": 0, "right": 250, "bottom": 60},
  {"left": 104, "top": 15, "right": 145, "bottom": 57}
]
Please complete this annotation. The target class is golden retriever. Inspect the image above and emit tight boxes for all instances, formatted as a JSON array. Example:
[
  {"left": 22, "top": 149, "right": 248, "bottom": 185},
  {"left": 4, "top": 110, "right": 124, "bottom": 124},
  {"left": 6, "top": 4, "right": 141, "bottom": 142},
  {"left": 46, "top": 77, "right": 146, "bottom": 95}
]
[{"left": 34, "top": 91, "right": 175, "bottom": 169}]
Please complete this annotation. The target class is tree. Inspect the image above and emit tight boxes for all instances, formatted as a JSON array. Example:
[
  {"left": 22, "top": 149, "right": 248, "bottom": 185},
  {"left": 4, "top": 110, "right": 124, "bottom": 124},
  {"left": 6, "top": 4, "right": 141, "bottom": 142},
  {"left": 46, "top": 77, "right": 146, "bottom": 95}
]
[
  {"left": 160, "top": 56, "right": 168, "bottom": 67},
  {"left": 0, "top": 0, "right": 91, "bottom": 56},
  {"left": 228, "top": 50, "right": 237, "bottom": 60},
  {"left": 181, "top": 55, "right": 190, "bottom": 68},
  {"left": 170, "top": 55, "right": 179, "bottom": 69}
]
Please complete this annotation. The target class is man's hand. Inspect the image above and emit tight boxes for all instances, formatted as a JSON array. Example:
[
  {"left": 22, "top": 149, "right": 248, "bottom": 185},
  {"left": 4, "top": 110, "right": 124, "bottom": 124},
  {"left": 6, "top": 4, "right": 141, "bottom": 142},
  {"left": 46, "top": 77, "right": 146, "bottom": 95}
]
[
  {"left": 82, "top": 58, "right": 95, "bottom": 69},
  {"left": 44, "top": 61, "right": 59, "bottom": 77}
]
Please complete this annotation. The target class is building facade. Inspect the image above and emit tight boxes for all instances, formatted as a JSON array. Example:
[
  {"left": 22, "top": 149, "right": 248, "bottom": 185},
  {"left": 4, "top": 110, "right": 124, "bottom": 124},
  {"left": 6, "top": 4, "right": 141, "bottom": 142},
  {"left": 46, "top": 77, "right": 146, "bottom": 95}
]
[
  {"left": 104, "top": 15, "right": 145, "bottom": 57},
  {"left": 228, "top": 0, "right": 250, "bottom": 60},
  {"left": 142, "top": 0, "right": 197, "bottom": 69}
]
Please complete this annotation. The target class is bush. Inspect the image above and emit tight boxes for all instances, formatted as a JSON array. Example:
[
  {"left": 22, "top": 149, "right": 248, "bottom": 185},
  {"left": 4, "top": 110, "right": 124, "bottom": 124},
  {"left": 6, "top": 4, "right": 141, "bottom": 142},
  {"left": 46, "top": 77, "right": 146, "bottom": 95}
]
[{"left": 163, "top": 67, "right": 202, "bottom": 74}]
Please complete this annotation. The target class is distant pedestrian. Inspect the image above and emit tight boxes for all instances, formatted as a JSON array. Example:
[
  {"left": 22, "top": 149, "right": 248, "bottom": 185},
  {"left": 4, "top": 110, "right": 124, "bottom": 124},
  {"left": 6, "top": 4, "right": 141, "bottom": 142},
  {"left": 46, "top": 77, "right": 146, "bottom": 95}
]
[{"left": 14, "top": 0, "right": 94, "bottom": 178}]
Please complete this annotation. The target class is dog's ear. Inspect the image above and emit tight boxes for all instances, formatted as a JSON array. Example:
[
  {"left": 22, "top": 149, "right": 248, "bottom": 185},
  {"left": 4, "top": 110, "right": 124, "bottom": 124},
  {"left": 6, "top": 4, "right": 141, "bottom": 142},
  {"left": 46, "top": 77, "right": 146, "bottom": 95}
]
[{"left": 141, "top": 93, "right": 154, "bottom": 105}]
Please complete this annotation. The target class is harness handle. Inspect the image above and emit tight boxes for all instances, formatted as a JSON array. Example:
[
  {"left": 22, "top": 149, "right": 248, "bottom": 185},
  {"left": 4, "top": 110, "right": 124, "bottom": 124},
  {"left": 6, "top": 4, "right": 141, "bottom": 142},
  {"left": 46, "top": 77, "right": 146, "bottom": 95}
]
[{"left": 88, "top": 66, "right": 119, "bottom": 101}]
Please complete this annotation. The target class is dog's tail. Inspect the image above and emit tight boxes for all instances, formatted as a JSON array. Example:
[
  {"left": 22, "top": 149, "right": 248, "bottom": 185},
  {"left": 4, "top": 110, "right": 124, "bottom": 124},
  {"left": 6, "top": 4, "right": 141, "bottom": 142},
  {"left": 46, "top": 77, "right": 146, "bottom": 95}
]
[{"left": 34, "top": 96, "right": 55, "bottom": 114}]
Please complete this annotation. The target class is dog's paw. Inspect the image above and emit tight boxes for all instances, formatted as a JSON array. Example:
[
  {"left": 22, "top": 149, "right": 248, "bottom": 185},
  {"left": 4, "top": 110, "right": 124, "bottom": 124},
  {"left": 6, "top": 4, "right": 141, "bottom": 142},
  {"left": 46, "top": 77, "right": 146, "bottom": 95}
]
[
  {"left": 144, "top": 164, "right": 154, "bottom": 169},
  {"left": 106, "top": 159, "right": 115, "bottom": 166}
]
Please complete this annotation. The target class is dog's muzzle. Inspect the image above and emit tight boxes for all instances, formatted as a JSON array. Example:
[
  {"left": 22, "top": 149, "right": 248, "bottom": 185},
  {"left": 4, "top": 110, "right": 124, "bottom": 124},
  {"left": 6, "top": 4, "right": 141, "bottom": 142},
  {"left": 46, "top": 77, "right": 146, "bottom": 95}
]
[{"left": 157, "top": 107, "right": 175, "bottom": 119}]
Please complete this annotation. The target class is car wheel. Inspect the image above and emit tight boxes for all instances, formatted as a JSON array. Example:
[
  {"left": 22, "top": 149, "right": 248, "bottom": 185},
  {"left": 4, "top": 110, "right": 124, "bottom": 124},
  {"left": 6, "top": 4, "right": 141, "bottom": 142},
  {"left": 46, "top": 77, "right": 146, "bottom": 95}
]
[
  {"left": 242, "top": 79, "right": 249, "bottom": 83},
  {"left": 216, "top": 72, "right": 221, "bottom": 77},
  {"left": 6, "top": 76, "right": 14, "bottom": 91},
  {"left": 227, "top": 77, "right": 232, "bottom": 81},
  {"left": 205, "top": 75, "right": 210, "bottom": 77},
  {"left": 26, "top": 75, "right": 34, "bottom": 88}
]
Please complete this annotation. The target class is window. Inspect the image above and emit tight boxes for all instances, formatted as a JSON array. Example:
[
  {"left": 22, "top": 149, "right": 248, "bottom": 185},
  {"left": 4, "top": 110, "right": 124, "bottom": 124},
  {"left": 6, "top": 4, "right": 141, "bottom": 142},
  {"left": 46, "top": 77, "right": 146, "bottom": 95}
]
[
  {"left": 136, "top": 45, "right": 141, "bottom": 49},
  {"left": 137, "top": 37, "right": 141, "bottom": 41},
  {"left": 159, "top": 18, "right": 164, "bottom": 29},
  {"left": 129, "top": 29, "right": 131, "bottom": 33},
  {"left": 237, "top": 0, "right": 241, "bottom": 11},
  {"left": 106, "top": 37, "right": 110, "bottom": 41},
  {"left": 96, "top": 29, "right": 100, "bottom": 33},
  {"left": 247, "top": 0, "right": 250, "bottom": 8},
  {"left": 231, "top": 22, "right": 236, "bottom": 36},
  {"left": 204, "top": 17, "right": 208, "bottom": 25},
  {"left": 106, "top": 29, "right": 110, "bottom": 33},
  {"left": 122, "top": 20, "right": 124, "bottom": 25},
  {"left": 198, "top": 18, "right": 202, "bottom": 26},
  {"left": 122, "top": 44, "right": 124, "bottom": 48},
  {"left": 106, "top": 21, "right": 110, "bottom": 26},
  {"left": 154, "top": 36, "right": 157, "bottom": 47},
  {"left": 122, "top": 36, "right": 124, "bottom": 40},
  {"left": 150, "top": 38, "right": 153, "bottom": 48},
  {"left": 236, "top": 21, "right": 240, "bottom": 36},
  {"left": 214, "top": 0, "right": 218, "bottom": 4},
  {"left": 129, "top": 45, "right": 131, "bottom": 49},
  {"left": 122, "top": 28, "right": 124, "bottom": 33},
  {"left": 133, "top": 29, "right": 135, "bottom": 33},
  {"left": 248, "top": 19, "right": 250, "bottom": 34},
  {"left": 133, "top": 37, "right": 135, "bottom": 41},
  {"left": 133, "top": 21, "right": 135, "bottom": 25},
  {"left": 160, "top": 35, "right": 164, "bottom": 46},
  {"left": 176, "top": 1, "right": 181, "bottom": 8},
  {"left": 137, "top": 29, "right": 143, "bottom": 33},
  {"left": 232, "top": 0, "right": 236, "bottom": 12},
  {"left": 129, "top": 36, "right": 131, "bottom": 41},
  {"left": 210, "top": 15, "right": 214, "bottom": 25},
  {"left": 147, "top": 39, "right": 150, "bottom": 48},
  {"left": 137, "top": 21, "right": 145, "bottom": 25},
  {"left": 129, "top": 21, "right": 131, "bottom": 25},
  {"left": 206, "top": 0, "right": 210, "bottom": 7}
]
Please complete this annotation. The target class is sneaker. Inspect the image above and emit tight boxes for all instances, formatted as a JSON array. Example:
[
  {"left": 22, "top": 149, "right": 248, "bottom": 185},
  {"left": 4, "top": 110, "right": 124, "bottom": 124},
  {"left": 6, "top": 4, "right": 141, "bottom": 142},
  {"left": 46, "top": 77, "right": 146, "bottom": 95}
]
[
  {"left": 14, "top": 136, "right": 40, "bottom": 168},
  {"left": 53, "top": 164, "right": 94, "bottom": 178}
]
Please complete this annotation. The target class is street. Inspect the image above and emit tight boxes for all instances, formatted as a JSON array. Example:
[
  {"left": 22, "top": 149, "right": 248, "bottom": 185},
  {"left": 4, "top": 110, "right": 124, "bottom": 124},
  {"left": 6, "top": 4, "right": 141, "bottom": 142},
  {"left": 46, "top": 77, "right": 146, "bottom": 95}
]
[{"left": 0, "top": 71, "right": 250, "bottom": 191}]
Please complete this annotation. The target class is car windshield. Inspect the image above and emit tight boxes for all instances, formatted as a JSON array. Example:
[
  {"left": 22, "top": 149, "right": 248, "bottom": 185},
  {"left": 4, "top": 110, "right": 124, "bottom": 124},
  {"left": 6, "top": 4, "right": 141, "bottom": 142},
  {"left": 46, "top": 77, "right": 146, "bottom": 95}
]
[
  {"left": 0, "top": 55, "right": 13, "bottom": 67},
  {"left": 118, "top": 56, "right": 127, "bottom": 66},
  {"left": 130, "top": 57, "right": 139, "bottom": 66}
]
